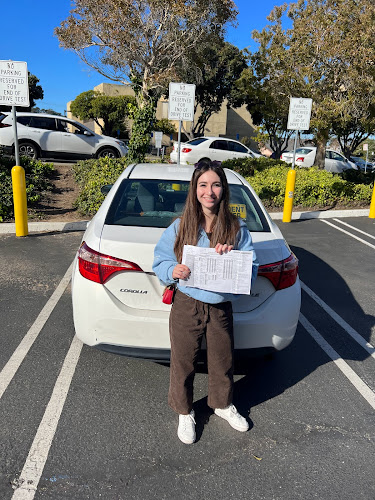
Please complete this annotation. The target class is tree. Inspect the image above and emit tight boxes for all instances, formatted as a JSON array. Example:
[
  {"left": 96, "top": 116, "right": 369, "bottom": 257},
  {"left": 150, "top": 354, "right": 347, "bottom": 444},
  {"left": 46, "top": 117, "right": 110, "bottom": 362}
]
[
  {"left": 176, "top": 42, "right": 248, "bottom": 138},
  {"left": 248, "top": 0, "right": 375, "bottom": 167},
  {"left": 31, "top": 107, "right": 62, "bottom": 115},
  {"left": 235, "top": 63, "right": 294, "bottom": 158},
  {"left": 70, "top": 90, "right": 136, "bottom": 136},
  {"left": 55, "top": 0, "right": 237, "bottom": 161},
  {"left": 0, "top": 72, "right": 44, "bottom": 112}
]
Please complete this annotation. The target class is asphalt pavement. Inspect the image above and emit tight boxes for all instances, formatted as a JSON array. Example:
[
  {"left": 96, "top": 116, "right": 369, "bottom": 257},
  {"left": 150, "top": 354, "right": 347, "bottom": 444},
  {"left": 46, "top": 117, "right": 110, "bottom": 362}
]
[{"left": 0, "top": 213, "right": 374, "bottom": 499}]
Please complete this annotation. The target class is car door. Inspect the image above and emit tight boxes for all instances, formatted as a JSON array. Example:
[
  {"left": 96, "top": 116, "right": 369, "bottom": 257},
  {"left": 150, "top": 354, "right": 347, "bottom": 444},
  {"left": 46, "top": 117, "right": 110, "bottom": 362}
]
[
  {"left": 57, "top": 118, "right": 97, "bottom": 158},
  {"left": 208, "top": 140, "right": 232, "bottom": 162},
  {"left": 325, "top": 151, "right": 348, "bottom": 173},
  {"left": 28, "top": 116, "right": 62, "bottom": 155},
  {"left": 227, "top": 140, "right": 253, "bottom": 159}
]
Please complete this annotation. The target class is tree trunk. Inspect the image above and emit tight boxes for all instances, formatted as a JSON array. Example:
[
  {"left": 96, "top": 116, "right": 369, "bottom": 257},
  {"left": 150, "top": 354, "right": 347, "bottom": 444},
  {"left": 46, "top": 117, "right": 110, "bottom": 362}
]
[{"left": 315, "top": 129, "right": 329, "bottom": 169}]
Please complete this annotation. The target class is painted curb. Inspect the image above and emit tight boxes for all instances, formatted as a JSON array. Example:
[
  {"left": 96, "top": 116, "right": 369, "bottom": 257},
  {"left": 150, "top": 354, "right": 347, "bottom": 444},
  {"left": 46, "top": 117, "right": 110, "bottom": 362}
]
[{"left": 0, "top": 209, "right": 371, "bottom": 235}]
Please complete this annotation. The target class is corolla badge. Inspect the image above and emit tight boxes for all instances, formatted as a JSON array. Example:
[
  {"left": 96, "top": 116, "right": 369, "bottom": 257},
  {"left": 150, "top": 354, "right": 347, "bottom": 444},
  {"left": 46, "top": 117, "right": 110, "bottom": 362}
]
[{"left": 120, "top": 289, "right": 148, "bottom": 294}]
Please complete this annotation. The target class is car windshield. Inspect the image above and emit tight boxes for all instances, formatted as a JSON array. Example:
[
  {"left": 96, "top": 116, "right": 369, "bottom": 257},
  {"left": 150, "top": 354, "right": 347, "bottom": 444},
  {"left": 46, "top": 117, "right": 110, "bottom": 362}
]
[{"left": 105, "top": 179, "right": 269, "bottom": 231}]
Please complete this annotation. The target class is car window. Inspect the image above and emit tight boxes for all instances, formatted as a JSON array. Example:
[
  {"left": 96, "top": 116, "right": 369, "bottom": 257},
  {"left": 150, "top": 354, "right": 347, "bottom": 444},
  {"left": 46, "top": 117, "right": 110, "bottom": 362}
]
[
  {"left": 228, "top": 141, "right": 248, "bottom": 153},
  {"left": 17, "top": 116, "right": 32, "bottom": 126},
  {"left": 295, "top": 148, "right": 314, "bottom": 154},
  {"left": 29, "top": 116, "right": 57, "bottom": 131},
  {"left": 329, "top": 151, "right": 345, "bottom": 161},
  {"left": 186, "top": 138, "right": 208, "bottom": 146},
  {"left": 57, "top": 119, "right": 87, "bottom": 134},
  {"left": 105, "top": 179, "right": 269, "bottom": 232},
  {"left": 210, "top": 140, "right": 228, "bottom": 151}
]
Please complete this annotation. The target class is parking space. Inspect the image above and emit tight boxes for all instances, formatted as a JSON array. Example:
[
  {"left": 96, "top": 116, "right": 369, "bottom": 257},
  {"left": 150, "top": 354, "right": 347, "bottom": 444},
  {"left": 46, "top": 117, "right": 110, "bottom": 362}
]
[{"left": 0, "top": 217, "right": 375, "bottom": 499}]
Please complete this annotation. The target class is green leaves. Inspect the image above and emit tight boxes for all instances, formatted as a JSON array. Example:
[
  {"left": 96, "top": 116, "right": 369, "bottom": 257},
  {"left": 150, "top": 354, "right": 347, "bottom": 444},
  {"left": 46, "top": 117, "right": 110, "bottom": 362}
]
[{"left": 0, "top": 156, "right": 54, "bottom": 222}]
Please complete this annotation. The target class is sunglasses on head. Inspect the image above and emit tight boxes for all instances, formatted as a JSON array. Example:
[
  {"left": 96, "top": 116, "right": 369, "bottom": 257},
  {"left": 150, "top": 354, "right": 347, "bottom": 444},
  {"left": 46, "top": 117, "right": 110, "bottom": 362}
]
[{"left": 194, "top": 160, "right": 222, "bottom": 170}]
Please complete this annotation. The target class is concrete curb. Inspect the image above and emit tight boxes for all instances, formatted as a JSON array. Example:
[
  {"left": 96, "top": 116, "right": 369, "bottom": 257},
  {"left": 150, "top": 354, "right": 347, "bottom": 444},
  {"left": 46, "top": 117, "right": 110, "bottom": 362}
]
[
  {"left": 269, "top": 208, "right": 370, "bottom": 220},
  {"left": 0, "top": 220, "right": 90, "bottom": 235},
  {"left": 0, "top": 209, "right": 371, "bottom": 235}
]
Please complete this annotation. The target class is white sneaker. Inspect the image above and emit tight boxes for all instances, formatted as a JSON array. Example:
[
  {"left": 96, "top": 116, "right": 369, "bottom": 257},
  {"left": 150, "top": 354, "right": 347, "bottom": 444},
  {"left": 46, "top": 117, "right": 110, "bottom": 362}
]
[
  {"left": 178, "top": 410, "right": 196, "bottom": 444},
  {"left": 214, "top": 404, "right": 249, "bottom": 432}
]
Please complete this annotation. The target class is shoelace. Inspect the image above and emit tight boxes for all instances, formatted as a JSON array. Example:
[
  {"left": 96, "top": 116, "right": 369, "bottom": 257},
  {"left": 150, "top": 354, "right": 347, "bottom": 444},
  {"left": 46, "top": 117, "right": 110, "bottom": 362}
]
[{"left": 181, "top": 413, "right": 196, "bottom": 428}]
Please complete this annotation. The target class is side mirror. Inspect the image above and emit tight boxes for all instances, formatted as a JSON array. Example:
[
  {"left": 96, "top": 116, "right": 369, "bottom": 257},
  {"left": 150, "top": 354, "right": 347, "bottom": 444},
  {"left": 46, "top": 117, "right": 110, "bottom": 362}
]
[
  {"left": 101, "top": 184, "right": 113, "bottom": 195},
  {"left": 83, "top": 130, "right": 93, "bottom": 136}
]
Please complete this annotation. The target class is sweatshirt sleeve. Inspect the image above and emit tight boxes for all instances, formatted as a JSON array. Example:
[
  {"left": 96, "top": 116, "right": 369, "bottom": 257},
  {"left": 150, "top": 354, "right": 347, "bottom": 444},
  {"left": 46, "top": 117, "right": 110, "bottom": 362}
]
[
  {"left": 152, "top": 219, "right": 180, "bottom": 285},
  {"left": 236, "top": 222, "right": 259, "bottom": 287}
]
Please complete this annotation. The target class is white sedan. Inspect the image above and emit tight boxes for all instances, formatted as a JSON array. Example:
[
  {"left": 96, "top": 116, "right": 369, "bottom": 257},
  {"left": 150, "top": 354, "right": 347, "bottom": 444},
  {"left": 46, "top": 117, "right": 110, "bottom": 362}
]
[
  {"left": 170, "top": 137, "right": 261, "bottom": 165},
  {"left": 72, "top": 163, "right": 301, "bottom": 361},
  {"left": 281, "top": 147, "right": 357, "bottom": 173}
]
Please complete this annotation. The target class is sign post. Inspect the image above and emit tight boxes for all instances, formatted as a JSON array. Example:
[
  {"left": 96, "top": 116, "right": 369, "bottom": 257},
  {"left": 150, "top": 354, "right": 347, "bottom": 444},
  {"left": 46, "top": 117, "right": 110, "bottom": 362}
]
[
  {"left": 168, "top": 82, "right": 195, "bottom": 165},
  {"left": 154, "top": 131, "right": 163, "bottom": 157},
  {"left": 283, "top": 97, "right": 313, "bottom": 223},
  {"left": 0, "top": 60, "right": 30, "bottom": 235},
  {"left": 363, "top": 143, "right": 369, "bottom": 174}
]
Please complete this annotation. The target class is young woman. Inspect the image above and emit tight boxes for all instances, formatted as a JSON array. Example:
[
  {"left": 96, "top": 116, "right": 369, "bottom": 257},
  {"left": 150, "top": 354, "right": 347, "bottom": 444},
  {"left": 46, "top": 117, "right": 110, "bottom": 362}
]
[{"left": 153, "top": 161, "right": 258, "bottom": 444}]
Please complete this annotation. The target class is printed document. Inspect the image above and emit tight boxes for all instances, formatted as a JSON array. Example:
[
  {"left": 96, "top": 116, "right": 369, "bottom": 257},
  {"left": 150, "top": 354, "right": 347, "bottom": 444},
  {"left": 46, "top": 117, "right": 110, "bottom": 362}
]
[{"left": 180, "top": 245, "right": 253, "bottom": 294}]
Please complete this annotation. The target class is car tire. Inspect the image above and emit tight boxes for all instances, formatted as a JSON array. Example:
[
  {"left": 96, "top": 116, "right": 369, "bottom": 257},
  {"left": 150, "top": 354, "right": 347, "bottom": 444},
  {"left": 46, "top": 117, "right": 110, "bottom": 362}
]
[
  {"left": 18, "top": 141, "right": 39, "bottom": 159},
  {"left": 96, "top": 147, "right": 120, "bottom": 159}
]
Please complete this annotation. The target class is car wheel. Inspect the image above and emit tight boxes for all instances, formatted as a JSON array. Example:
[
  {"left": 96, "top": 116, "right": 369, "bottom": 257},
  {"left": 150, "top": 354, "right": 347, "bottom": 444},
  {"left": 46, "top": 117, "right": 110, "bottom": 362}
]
[
  {"left": 18, "top": 142, "right": 38, "bottom": 159},
  {"left": 96, "top": 147, "right": 120, "bottom": 159}
]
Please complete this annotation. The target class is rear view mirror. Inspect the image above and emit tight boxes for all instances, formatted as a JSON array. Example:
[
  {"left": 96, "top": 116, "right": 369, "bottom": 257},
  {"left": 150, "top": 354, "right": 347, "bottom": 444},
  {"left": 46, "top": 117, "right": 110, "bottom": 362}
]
[{"left": 101, "top": 184, "right": 113, "bottom": 195}]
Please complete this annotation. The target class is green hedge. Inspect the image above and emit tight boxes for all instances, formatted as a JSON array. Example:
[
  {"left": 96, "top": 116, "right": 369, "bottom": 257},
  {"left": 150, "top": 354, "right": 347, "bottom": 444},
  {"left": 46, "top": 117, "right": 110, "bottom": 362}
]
[
  {"left": 0, "top": 155, "right": 54, "bottom": 222},
  {"left": 72, "top": 157, "right": 130, "bottom": 215},
  {"left": 247, "top": 164, "right": 373, "bottom": 209}
]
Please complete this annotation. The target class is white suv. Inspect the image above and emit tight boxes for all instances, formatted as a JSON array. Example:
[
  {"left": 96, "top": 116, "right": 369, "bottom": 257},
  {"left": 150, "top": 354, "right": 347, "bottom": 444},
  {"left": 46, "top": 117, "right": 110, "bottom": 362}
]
[{"left": 0, "top": 112, "right": 128, "bottom": 161}]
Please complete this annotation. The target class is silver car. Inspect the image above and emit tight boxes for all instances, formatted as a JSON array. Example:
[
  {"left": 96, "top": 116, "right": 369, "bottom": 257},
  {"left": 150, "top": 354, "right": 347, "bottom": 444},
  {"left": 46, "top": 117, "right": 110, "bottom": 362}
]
[{"left": 0, "top": 112, "right": 128, "bottom": 160}]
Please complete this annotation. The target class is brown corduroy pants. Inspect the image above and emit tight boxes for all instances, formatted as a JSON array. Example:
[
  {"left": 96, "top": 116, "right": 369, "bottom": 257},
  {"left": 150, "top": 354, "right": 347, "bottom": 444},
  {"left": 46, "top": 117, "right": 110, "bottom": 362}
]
[{"left": 168, "top": 289, "right": 234, "bottom": 415}]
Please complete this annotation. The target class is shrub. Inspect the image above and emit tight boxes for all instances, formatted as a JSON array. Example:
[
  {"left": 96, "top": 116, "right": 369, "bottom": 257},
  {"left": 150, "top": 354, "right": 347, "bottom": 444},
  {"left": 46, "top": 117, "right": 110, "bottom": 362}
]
[
  {"left": 246, "top": 165, "right": 373, "bottom": 209},
  {"left": 72, "top": 156, "right": 130, "bottom": 215},
  {"left": 0, "top": 155, "right": 54, "bottom": 222},
  {"left": 221, "top": 156, "right": 282, "bottom": 177}
]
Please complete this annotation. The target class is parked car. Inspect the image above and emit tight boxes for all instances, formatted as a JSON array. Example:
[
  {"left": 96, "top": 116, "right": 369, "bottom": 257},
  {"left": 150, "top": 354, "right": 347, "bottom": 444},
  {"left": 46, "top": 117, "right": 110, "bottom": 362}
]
[
  {"left": 281, "top": 147, "right": 357, "bottom": 173},
  {"left": 0, "top": 112, "right": 128, "bottom": 161},
  {"left": 72, "top": 163, "right": 301, "bottom": 361},
  {"left": 349, "top": 156, "right": 374, "bottom": 173},
  {"left": 170, "top": 137, "right": 262, "bottom": 165}
]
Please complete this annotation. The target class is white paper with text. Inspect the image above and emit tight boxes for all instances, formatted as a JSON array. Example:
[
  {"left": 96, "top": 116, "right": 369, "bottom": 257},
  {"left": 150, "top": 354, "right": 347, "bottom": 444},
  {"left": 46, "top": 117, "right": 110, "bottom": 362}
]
[{"left": 180, "top": 245, "right": 253, "bottom": 294}]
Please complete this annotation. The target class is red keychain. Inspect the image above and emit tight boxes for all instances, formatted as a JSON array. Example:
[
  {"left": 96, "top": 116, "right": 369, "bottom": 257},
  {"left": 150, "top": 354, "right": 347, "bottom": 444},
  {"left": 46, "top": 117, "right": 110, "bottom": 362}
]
[{"left": 162, "top": 284, "right": 176, "bottom": 304}]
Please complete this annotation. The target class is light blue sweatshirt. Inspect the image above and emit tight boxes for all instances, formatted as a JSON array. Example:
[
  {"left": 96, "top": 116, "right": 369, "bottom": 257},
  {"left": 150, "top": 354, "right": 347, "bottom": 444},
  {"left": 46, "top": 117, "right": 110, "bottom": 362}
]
[{"left": 152, "top": 218, "right": 258, "bottom": 304}]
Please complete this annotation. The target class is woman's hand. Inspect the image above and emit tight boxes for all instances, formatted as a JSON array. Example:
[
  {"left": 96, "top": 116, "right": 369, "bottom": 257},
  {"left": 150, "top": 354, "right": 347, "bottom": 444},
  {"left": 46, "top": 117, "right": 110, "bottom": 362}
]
[
  {"left": 215, "top": 243, "right": 233, "bottom": 254},
  {"left": 172, "top": 264, "right": 191, "bottom": 280}
]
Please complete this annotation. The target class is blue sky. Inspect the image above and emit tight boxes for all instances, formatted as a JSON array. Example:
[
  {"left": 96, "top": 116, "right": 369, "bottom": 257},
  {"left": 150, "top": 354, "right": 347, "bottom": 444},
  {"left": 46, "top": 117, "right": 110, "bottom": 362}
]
[{"left": 2, "top": 0, "right": 281, "bottom": 115}]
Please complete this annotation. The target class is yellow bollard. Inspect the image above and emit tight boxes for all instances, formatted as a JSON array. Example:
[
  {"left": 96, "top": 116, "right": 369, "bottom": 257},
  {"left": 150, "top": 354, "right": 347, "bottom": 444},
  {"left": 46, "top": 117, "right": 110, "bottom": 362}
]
[
  {"left": 11, "top": 165, "right": 28, "bottom": 236},
  {"left": 282, "top": 169, "right": 297, "bottom": 223},
  {"left": 369, "top": 182, "right": 375, "bottom": 219}
]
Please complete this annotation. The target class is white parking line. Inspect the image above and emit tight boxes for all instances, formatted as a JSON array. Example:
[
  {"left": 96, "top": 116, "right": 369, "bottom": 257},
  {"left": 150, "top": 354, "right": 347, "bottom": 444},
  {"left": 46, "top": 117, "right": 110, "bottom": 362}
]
[
  {"left": 333, "top": 218, "right": 375, "bottom": 240},
  {"left": 0, "top": 262, "right": 74, "bottom": 401},
  {"left": 11, "top": 336, "right": 83, "bottom": 500},
  {"left": 320, "top": 220, "right": 375, "bottom": 249},
  {"left": 299, "top": 313, "right": 375, "bottom": 410},
  {"left": 300, "top": 281, "right": 375, "bottom": 360}
]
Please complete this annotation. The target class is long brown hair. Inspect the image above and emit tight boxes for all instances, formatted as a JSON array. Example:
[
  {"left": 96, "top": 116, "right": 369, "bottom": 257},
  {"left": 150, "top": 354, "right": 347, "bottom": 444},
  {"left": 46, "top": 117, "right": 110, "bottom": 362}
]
[{"left": 174, "top": 162, "right": 240, "bottom": 263}]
